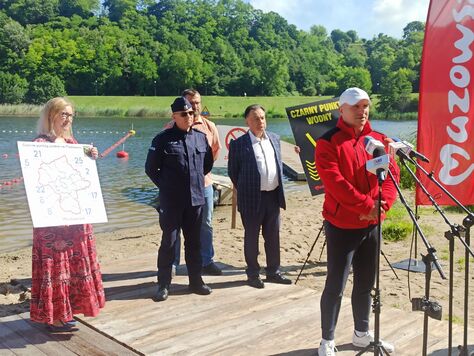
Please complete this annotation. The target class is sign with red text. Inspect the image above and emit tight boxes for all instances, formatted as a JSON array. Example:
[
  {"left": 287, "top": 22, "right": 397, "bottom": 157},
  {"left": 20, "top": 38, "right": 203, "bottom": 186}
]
[{"left": 416, "top": 0, "right": 474, "bottom": 205}]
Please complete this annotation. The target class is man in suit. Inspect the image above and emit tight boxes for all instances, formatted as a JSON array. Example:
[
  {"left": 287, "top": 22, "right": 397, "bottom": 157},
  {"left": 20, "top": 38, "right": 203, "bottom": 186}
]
[{"left": 228, "top": 104, "right": 291, "bottom": 288}]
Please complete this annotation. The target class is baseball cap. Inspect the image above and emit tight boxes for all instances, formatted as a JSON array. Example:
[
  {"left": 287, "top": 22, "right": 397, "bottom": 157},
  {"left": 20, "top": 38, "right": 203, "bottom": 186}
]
[
  {"left": 339, "top": 87, "right": 371, "bottom": 106},
  {"left": 171, "top": 97, "right": 193, "bottom": 112}
]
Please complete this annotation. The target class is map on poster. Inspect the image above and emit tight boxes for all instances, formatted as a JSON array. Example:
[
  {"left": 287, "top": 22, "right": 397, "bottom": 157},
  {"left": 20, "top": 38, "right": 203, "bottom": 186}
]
[{"left": 17, "top": 141, "right": 108, "bottom": 228}]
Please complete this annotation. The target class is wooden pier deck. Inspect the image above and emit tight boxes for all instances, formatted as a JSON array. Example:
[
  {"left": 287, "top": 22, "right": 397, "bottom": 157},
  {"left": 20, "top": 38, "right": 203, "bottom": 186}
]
[
  {"left": 1, "top": 251, "right": 473, "bottom": 355},
  {"left": 280, "top": 141, "right": 306, "bottom": 181}
]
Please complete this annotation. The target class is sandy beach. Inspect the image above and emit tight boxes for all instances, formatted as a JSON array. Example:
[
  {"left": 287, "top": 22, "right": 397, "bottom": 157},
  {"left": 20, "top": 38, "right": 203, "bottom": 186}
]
[{"left": 1, "top": 187, "right": 473, "bottom": 329}]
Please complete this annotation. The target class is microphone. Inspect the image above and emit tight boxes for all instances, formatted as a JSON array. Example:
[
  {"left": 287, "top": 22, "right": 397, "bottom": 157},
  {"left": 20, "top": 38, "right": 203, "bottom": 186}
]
[
  {"left": 389, "top": 137, "right": 430, "bottom": 163},
  {"left": 364, "top": 135, "right": 385, "bottom": 155},
  {"left": 366, "top": 147, "right": 389, "bottom": 182},
  {"left": 365, "top": 136, "right": 389, "bottom": 182}
]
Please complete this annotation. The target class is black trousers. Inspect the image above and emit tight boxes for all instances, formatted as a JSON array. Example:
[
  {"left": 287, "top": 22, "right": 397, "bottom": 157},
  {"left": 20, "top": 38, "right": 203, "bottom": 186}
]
[
  {"left": 320, "top": 221, "right": 377, "bottom": 341},
  {"left": 157, "top": 203, "right": 203, "bottom": 286},
  {"left": 240, "top": 189, "right": 281, "bottom": 278}
]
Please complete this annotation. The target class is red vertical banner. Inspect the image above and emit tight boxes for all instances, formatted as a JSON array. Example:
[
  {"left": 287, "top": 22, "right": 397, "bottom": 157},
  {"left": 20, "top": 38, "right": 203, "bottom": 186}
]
[{"left": 416, "top": 0, "right": 474, "bottom": 205}]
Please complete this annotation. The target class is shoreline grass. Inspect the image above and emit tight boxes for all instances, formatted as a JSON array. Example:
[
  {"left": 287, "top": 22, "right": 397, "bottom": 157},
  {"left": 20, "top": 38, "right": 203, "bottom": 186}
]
[{"left": 0, "top": 95, "right": 418, "bottom": 120}]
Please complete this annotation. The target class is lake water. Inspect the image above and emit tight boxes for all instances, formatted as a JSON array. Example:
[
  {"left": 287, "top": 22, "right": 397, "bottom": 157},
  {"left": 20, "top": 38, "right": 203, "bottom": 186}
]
[{"left": 0, "top": 116, "right": 417, "bottom": 252}]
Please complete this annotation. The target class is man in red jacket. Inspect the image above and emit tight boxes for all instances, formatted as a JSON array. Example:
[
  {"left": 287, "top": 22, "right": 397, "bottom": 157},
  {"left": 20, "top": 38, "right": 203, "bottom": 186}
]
[{"left": 315, "top": 88, "right": 400, "bottom": 355}]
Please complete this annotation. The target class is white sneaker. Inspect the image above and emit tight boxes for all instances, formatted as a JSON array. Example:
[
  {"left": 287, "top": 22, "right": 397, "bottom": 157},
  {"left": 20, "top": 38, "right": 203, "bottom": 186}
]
[
  {"left": 318, "top": 339, "right": 337, "bottom": 356},
  {"left": 352, "top": 331, "right": 395, "bottom": 353}
]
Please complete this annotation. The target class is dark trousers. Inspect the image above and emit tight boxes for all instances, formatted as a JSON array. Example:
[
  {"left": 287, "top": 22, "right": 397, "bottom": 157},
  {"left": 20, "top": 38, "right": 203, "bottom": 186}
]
[
  {"left": 320, "top": 221, "right": 377, "bottom": 341},
  {"left": 157, "top": 203, "right": 203, "bottom": 286},
  {"left": 240, "top": 189, "right": 281, "bottom": 278}
]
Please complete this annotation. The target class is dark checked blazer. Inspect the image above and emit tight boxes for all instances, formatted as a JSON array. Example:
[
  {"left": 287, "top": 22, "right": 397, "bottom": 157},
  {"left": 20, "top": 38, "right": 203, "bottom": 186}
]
[{"left": 227, "top": 131, "right": 286, "bottom": 216}]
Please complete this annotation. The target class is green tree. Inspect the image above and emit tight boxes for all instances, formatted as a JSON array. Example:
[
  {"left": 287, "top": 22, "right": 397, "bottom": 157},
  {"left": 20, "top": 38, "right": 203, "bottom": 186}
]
[
  {"left": 378, "top": 68, "right": 413, "bottom": 113},
  {"left": 0, "top": 72, "right": 28, "bottom": 104},
  {"left": 257, "top": 49, "right": 290, "bottom": 95},
  {"left": 59, "top": 0, "right": 100, "bottom": 17},
  {"left": 3, "top": 0, "right": 59, "bottom": 24},
  {"left": 343, "top": 43, "right": 367, "bottom": 68},
  {"left": 402, "top": 21, "right": 425, "bottom": 40},
  {"left": 158, "top": 50, "right": 210, "bottom": 95},
  {"left": 331, "top": 29, "right": 352, "bottom": 52},
  {"left": 366, "top": 35, "right": 398, "bottom": 93},
  {"left": 0, "top": 13, "right": 30, "bottom": 71},
  {"left": 336, "top": 67, "right": 372, "bottom": 94},
  {"left": 103, "top": 0, "right": 137, "bottom": 22},
  {"left": 0, "top": 0, "right": 425, "bottom": 97},
  {"left": 28, "top": 73, "right": 66, "bottom": 104}
]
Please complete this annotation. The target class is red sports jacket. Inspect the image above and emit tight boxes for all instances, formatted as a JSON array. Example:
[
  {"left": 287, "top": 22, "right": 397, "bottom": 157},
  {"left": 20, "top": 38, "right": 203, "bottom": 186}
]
[{"left": 315, "top": 117, "right": 400, "bottom": 229}]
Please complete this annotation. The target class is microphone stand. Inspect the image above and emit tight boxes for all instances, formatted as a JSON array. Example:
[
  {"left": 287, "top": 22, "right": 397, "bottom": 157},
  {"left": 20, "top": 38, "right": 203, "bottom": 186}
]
[
  {"left": 405, "top": 155, "right": 474, "bottom": 355},
  {"left": 397, "top": 155, "right": 472, "bottom": 354},
  {"left": 295, "top": 223, "right": 399, "bottom": 286},
  {"left": 387, "top": 170, "right": 446, "bottom": 356},
  {"left": 392, "top": 204, "right": 427, "bottom": 273},
  {"left": 295, "top": 224, "right": 324, "bottom": 284},
  {"left": 356, "top": 170, "right": 390, "bottom": 356}
]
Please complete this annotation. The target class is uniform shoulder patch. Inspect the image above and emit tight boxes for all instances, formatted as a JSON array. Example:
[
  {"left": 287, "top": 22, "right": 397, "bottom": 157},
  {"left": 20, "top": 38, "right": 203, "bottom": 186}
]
[{"left": 319, "top": 127, "right": 340, "bottom": 142}]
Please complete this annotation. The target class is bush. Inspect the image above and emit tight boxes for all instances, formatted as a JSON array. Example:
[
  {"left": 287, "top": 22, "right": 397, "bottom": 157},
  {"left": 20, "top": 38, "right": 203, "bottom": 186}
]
[
  {"left": 398, "top": 158, "right": 416, "bottom": 189},
  {"left": 0, "top": 72, "right": 28, "bottom": 104},
  {"left": 382, "top": 221, "right": 412, "bottom": 242},
  {"left": 28, "top": 74, "right": 67, "bottom": 104},
  {"left": 302, "top": 86, "right": 317, "bottom": 96},
  {"left": 382, "top": 202, "right": 412, "bottom": 241}
]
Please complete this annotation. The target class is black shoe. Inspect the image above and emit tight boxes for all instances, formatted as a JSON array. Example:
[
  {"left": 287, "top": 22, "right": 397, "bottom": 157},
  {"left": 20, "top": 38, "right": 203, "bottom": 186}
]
[
  {"left": 154, "top": 284, "right": 169, "bottom": 301},
  {"left": 266, "top": 273, "right": 292, "bottom": 285},
  {"left": 247, "top": 276, "right": 265, "bottom": 289},
  {"left": 189, "top": 283, "right": 212, "bottom": 295},
  {"left": 202, "top": 262, "right": 222, "bottom": 276}
]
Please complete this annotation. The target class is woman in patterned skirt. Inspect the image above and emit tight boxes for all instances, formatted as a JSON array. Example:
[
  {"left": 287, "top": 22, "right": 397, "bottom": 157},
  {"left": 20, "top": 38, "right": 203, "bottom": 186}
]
[{"left": 29, "top": 97, "right": 105, "bottom": 331}]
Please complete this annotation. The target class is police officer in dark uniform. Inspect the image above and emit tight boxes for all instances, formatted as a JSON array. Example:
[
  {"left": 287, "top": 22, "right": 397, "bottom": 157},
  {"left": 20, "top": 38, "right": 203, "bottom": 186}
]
[{"left": 145, "top": 96, "right": 214, "bottom": 302}]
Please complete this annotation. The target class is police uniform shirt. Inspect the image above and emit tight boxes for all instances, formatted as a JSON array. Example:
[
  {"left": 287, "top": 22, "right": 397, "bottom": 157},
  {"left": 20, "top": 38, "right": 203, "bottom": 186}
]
[{"left": 145, "top": 124, "right": 213, "bottom": 207}]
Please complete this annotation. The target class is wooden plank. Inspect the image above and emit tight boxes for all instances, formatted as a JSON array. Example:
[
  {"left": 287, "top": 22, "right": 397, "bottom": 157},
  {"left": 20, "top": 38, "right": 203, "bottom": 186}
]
[
  {"left": 281, "top": 140, "right": 306, "bottom": 181},
  {"left": 0, "top": 313, "right": 139, "bottom": 356},
  {"left": 0, "top": 345, "right": 16, "bottom": 356},
  {"left": 80, "top": 251, "right": 474, "bottom": 355},
  {"left": 0, "top": 314, "right": 75, "bottom": 356},
  {"left": 0, "top": 315, "right": 47, "bottom": 356}
]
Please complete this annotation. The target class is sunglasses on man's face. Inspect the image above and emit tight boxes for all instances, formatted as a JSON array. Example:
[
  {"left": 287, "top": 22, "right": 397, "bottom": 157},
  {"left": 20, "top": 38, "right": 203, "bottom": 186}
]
[{"left": 176, "top": 111, "right": 195, "bottom": 118}]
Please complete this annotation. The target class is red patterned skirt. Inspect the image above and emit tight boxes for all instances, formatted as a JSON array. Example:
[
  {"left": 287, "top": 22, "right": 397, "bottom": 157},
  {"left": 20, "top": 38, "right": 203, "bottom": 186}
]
[{"left": 30, "top": 224, "right": 105, "bottom": 324}]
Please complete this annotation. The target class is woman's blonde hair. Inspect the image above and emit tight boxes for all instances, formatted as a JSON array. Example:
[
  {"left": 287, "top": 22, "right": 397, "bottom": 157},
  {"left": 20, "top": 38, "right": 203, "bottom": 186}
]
[{"left": 37, "top": 97, "right": 74, "bottom": 138}]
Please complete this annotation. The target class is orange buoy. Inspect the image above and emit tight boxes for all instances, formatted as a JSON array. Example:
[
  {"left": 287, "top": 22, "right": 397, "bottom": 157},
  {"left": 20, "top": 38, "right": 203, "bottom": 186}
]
[{"left": 116, "top": 150, "right": 129, "bottom": 159}]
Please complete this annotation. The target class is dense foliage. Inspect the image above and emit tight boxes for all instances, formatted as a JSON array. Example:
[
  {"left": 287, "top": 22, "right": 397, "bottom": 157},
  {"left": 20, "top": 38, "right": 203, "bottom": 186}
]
[{"left": 0, "top": 0, "right": 425, "bottom": 113}]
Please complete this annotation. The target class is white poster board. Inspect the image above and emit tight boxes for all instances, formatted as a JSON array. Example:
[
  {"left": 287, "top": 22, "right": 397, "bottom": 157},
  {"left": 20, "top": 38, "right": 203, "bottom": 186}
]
[
  {"left": 214, "top": 125, "right": 247, "bottom": 168},
  {"left": 17, "top": 141, "right": 108, "bottom": 228}
]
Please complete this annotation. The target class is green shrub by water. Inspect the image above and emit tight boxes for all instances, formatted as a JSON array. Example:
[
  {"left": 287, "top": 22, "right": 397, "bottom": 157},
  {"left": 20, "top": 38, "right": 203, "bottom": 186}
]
[
  {"left": 382, "top": 221, "right": 412, "bottom": 242},
  {"left": 382, "top": 202, "right": 412, "bottom": 241}
]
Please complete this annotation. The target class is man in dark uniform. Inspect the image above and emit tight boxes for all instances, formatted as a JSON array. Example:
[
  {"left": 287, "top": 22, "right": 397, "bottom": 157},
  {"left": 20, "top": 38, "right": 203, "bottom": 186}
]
[{"left": 145, "top": 97, "right": 214, "bottom": 302}]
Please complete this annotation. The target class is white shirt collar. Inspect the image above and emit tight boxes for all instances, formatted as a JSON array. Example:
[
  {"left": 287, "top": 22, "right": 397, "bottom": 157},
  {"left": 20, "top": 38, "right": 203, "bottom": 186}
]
[{"left": 248, "top": 129, "right": 268, "bottom": 143}]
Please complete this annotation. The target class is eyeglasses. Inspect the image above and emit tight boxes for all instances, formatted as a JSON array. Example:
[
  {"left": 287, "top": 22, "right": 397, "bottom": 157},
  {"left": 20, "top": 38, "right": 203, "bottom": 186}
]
[
  {"left": 177, "top": 111, "right": 195, "bottom": 118},
  {"left": 60, "top": 112, "right": 74, "bottom": 121}
]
